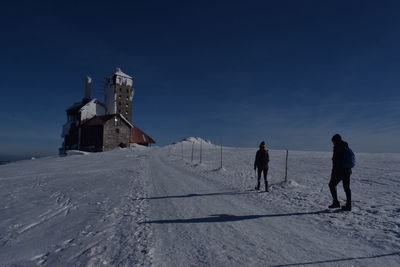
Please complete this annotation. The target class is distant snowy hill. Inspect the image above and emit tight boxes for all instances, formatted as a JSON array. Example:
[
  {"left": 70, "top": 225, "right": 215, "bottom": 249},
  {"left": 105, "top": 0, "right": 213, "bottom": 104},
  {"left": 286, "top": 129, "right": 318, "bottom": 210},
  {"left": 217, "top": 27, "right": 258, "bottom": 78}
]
[
  {"left": 176, "top": 137, "right": 213, "bottom": 145},
  {"left": 1, "top": 143, "right": 399, "bottom": 266}
]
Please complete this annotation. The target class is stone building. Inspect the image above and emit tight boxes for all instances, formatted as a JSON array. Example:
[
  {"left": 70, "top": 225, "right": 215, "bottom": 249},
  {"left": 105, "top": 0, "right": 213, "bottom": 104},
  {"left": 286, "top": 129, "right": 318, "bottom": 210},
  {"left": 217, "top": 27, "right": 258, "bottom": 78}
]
[
  {"left": 104, "top": 68, "right": 134, "bottom": 122},
  {"left": 60, "top": 68, "right": 155, "bottom": 153}
]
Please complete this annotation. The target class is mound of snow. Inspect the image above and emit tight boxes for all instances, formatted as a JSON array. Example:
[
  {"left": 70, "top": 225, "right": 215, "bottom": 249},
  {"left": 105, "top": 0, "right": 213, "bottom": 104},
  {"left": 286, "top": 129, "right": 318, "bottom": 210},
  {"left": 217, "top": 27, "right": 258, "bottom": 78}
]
[
  {"left": 274, "top": 180, "right": 303, "bottom": 189},
  {"left": 65, "top": 150, "right": 91, "bottom": 156},
  {"left": 128, "top": 143, "right": 150, "bottom": 150},
  {"left": 180, "top": 137, "right": 212, "bottom": 144}
]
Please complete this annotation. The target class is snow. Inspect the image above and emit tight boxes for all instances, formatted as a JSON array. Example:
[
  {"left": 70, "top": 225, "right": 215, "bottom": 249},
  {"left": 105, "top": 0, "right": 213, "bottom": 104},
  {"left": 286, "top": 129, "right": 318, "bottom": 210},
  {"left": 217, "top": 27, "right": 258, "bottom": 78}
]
[
  {"left": 0, "top": 149, "right": 151, "bottom": 266},
  {"left": 65, "top": 150, "right": 91, "bottom": 156},
  {"left": 80, "top": 99, "right": 106, "bottom": 121},
  {"left": 114, "top": 68, "right": 132, "bottom": 79},
  {"left": 1, "top": 144, "right": 399, "bottom": 266},
  {"left": 113, "top": 68, "right": 133, "bottom": 87},
  {"left": 178, "top": 137, "right": 213, "bottom": 145}
]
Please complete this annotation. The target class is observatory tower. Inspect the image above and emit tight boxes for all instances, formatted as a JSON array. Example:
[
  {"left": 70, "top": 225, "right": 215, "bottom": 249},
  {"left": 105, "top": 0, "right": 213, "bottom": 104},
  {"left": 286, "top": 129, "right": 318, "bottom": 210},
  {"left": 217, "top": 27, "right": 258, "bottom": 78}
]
[{"left": 104, "top": 68, "right": 135, "bottom": 122}]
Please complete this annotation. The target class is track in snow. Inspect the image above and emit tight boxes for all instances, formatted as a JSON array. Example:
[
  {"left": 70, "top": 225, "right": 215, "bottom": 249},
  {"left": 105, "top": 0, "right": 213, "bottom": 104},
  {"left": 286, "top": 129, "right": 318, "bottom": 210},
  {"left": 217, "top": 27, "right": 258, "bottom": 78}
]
[
  {"left": 1, "top": 146, "right": 399, "bottom": 266},
  {"left": 144, "top": 147, "right": 400, "bottom": 267}
]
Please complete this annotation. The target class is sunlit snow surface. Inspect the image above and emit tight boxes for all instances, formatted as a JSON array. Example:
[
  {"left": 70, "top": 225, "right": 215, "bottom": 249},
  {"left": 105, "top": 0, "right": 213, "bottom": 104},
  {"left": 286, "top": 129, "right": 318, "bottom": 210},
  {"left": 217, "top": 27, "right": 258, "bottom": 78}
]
[{"left": 1, "top": 143, "right": 399, "bottom": 266}]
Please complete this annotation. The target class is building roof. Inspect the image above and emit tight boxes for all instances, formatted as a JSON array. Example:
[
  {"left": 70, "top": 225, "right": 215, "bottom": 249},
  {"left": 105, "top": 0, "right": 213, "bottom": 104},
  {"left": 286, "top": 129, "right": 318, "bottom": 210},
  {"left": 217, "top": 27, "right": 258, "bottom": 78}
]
[
  {"left": 81, "top": 114, "right": 156, "bottom": 145},
  {"left": 130, "top": 126, "right": 156, "bottom": 144},
  {"left": 113, "top": 67, "right": 132, "bottom": 79},
  {"left": 81, "top": 114, "right": 132, "bottom": 127},
  {"left": 66, "top": 98, "right": 103, "bottom": 113},
  {"left": 66, "top": 101, "right": 86, "bottom": 113}
]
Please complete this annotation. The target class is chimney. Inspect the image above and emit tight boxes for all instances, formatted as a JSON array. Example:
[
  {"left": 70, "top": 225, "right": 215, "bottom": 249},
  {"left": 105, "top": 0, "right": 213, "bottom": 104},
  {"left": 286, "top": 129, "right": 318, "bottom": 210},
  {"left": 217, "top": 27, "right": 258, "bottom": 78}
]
[{"left": 84, "top": 76, "right": 92, "bottom": 100}]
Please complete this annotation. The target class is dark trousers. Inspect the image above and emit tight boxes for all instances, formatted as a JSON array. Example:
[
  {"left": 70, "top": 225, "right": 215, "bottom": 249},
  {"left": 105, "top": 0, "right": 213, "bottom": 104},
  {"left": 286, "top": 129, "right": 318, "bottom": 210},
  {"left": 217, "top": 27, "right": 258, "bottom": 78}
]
[
  {"left": 329, "top": 168, "right": 352, "bottom": 205},
  {"left": 257, "top": 168, "right": 268, "bottom": 189}
]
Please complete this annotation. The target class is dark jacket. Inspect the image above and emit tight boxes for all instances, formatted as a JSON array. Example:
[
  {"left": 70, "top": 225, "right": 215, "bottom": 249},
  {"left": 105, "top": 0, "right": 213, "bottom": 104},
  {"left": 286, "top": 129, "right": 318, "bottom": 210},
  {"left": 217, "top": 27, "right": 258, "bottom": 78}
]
[
  {"left": 254, "top": 148, "right": 269, "bottom": 170},
  {"left": 332, "top": 141, "right": 349, "bottom": 170}
]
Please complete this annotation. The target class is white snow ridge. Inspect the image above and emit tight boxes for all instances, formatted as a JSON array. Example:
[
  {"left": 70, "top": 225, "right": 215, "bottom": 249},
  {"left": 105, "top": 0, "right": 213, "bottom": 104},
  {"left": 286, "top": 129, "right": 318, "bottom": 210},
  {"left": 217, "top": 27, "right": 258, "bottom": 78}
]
[
  {"left": 179, "top": 136, "right": 213, "bottom": 144},
  {"left": 0, "top": 143, "right": 399, "bottom": 266}
]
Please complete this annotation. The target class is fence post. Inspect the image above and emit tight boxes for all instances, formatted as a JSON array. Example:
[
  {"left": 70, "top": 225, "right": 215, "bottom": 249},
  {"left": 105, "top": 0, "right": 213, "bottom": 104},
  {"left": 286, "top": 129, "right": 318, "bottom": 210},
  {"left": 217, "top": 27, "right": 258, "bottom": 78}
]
[
  {"left": 220, "top": 138, "right": 223, "bottom": 169},
  {"left": 181, "top": 142, "right": 183, "bottom": 160},
  {"left": 200, "top": 140, "right": 203, "bottom": 164},
  {"left": 285, "top": 150, "right": 288, "bottom": 182},
  {"left": 191, "top": 142, "right": 194, "bottom": 162}
]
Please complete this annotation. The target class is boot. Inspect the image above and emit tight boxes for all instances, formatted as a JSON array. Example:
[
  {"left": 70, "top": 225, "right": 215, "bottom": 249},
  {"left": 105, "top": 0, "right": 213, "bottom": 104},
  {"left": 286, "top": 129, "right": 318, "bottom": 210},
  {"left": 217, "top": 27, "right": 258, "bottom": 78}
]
[
  {"left": 328, "top": 200, "right": 340, "bottom": 209},
  {"left": 341, "top": 202, "right": 352, "bottom": 211},
  {"left": 255, "top": 183, "right": 260, "bottom": 190},
  {"left": 265, "top": 182, "right": 269, "bottom": 192}
]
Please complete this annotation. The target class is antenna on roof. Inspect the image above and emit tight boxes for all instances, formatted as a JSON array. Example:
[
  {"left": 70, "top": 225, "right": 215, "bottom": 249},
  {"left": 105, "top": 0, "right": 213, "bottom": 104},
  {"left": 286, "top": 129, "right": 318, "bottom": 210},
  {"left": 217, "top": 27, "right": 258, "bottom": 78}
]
[{"left": 84, "top": 76, "right": 92, "bottom": 100}]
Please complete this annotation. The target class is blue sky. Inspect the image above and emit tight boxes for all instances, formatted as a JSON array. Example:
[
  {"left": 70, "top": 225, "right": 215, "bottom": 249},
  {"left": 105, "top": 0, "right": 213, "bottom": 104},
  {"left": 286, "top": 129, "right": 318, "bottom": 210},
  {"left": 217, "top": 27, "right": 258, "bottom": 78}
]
[{"left": 1, "top": 0, "right": 400, "bottom": 160}]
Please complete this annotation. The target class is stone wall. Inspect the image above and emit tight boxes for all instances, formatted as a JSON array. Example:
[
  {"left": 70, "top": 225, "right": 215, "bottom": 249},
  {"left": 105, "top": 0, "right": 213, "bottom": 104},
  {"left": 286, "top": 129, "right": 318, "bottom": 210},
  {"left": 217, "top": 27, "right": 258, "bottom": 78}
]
[
  {"left": 115, "top": 83, "right": 132, "bottom": 122},
  {"left": 103, "top": 117, "right": 131, "bottom": 151}
]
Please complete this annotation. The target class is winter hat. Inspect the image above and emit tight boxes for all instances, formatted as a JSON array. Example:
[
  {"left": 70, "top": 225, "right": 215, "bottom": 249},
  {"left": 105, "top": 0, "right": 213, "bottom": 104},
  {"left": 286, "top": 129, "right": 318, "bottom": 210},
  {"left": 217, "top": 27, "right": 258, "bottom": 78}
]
[
  {"left": 331, "top": 134, "right": 342, "bottom": 143},
  {"left": 259, "top": 141, "right": 266, "bottom": 148}
]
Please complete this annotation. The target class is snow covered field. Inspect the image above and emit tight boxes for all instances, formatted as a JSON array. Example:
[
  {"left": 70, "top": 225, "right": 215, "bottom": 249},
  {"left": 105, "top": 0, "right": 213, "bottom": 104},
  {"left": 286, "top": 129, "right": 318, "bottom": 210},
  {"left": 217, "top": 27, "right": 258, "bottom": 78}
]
[{"left": 1, "top": 140, "right": 399, "bottom": 266}]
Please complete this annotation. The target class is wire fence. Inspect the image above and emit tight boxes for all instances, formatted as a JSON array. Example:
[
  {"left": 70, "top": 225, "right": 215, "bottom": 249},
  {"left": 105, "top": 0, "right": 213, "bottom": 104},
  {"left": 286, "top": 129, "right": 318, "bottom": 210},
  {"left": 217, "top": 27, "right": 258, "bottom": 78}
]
[{"left": 170, "top": 141, "right": 290, "bottom": 183}]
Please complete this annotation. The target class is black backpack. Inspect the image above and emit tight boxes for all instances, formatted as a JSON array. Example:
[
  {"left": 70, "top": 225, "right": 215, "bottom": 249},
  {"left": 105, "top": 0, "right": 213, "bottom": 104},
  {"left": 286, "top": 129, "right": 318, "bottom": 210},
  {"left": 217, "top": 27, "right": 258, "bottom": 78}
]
[{"left": 343, "top": 146, "right": 356, "bottom": 168}]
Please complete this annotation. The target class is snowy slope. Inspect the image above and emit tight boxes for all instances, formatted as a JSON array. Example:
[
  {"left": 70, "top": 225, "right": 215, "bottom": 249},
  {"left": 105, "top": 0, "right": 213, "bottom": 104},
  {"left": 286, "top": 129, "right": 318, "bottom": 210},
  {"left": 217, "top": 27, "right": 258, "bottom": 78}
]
[
  {"left": 0, "top": 149, "right": 152, "bottom": 266},
  {"left": 1, "top": 143, "right": 399, "bottom": 266}
]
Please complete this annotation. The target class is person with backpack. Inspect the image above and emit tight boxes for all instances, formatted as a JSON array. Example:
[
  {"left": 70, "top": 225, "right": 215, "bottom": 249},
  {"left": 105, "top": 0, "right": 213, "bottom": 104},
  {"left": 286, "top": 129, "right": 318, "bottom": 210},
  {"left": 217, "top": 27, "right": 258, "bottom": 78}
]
[
  {"left": 254, "top": 141, "right": 270, "bottom": 192},
  {"left": 328, "top": 134, "right": 355, "bottom": 211}
]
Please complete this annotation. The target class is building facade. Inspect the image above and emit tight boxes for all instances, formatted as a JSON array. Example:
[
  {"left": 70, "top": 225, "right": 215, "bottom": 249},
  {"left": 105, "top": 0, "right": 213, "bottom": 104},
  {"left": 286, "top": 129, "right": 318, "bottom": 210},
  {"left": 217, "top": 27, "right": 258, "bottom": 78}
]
[
  {"left": 60, "top": 68, "right": 155, "bottom": 153},
  {"left": 104, "top": 68, "right": 134, "bottom": 121}
]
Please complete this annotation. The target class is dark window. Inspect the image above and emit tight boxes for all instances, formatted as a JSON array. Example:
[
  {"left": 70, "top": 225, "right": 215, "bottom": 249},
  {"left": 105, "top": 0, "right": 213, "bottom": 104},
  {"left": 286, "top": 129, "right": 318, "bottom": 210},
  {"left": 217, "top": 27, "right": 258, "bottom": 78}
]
[{"left": 116, "top": 128, "right": 120, "bottom": 133}]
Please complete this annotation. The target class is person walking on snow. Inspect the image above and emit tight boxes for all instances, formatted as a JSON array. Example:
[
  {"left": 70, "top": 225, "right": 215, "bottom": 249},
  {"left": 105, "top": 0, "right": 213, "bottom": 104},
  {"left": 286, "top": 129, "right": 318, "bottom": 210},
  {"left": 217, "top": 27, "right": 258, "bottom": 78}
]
[
  {"left": 329, "top": 134, "right": 353, "bottom": 211},
  {"left": 254, "top": 141, "right": 269, "bottom": 192}
]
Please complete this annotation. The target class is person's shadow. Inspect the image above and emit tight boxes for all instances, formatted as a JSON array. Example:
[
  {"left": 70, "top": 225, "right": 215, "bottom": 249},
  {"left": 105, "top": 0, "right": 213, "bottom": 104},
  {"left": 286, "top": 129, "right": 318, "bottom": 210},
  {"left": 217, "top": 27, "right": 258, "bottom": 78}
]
[
  {"left": 143, "top": 210, "right": 332, "bottom": 224},
  {"left": 143, "top": 211, "right": 400, "bottom": 266},
  {"left": 269, "top": 251, "right": 400, "bottom": 266},
  {"left": 138, "top": 190, "right": 254, "bottom": 201}
]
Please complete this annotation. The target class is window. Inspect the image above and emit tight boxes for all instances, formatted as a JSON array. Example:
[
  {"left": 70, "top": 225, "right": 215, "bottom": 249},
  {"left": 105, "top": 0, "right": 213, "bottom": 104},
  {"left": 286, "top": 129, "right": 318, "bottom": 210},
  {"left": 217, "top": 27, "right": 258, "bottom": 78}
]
[{"left": 116, "top": 129, "right": 120, "bottom": 134}]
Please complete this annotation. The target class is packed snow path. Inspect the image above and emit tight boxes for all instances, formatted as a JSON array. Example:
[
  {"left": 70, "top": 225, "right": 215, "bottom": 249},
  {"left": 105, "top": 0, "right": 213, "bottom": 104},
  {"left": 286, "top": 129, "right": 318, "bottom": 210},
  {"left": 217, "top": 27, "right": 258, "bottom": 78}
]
[
  {"left": 1, "top": 144, "right": 399, "bottom": 266},
  {"left": 145, "top": 146, "right": 400, "bottom": 267}
]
